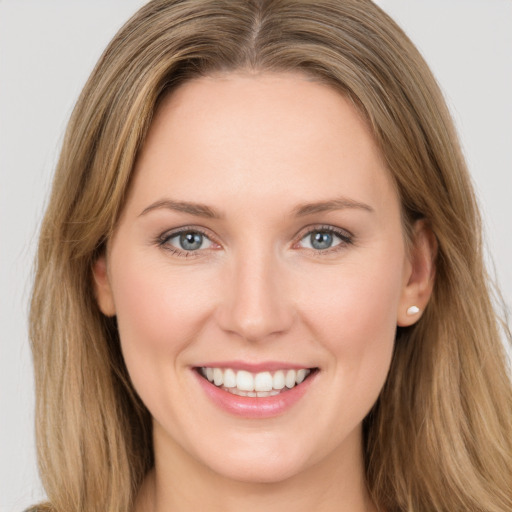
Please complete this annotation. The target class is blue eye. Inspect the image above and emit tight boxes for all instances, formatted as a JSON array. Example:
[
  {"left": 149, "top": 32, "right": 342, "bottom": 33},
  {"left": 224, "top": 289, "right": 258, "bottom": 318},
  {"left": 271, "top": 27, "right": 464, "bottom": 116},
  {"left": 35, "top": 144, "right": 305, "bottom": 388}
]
[
  {"left": 299, "top": 228, "right": 351, "bottom": 251},
  {"left": 310, "top": 231, "right": 334, "bottom": 250},
  {"left": 179, "top": 231, "right": 204, "bottom": 250},
  {"left": 162, "top": 230, "right": 214, "bottom": 252}
]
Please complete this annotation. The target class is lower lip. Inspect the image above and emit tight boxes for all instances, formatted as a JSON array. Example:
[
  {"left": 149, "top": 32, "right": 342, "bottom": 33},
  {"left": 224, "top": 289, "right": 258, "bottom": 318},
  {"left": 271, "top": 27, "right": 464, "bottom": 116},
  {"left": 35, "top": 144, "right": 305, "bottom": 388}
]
[{"left": 193, "top": 370, "right": 316, "bottom": 419}]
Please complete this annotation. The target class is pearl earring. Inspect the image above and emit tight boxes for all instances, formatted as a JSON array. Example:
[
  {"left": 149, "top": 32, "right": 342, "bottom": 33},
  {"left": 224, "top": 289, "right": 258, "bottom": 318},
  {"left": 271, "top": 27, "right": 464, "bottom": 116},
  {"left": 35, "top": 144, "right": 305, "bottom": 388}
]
[{"left": 407, "top": 305, "right": 420, "bottom": 316}]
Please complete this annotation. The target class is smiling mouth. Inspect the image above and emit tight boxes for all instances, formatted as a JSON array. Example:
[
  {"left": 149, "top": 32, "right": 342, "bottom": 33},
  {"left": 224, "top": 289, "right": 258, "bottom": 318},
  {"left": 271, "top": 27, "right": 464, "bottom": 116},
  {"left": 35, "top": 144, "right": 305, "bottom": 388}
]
[{"left": 197, "top": 367, "right": 317, "bottom": 397}]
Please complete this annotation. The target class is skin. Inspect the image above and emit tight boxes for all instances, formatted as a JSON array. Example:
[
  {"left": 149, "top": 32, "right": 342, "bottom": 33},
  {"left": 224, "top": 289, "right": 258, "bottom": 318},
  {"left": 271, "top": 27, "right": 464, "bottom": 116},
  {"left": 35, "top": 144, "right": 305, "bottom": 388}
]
[{"left": 93, "top": 72, "right": 435, "bottom": 512}]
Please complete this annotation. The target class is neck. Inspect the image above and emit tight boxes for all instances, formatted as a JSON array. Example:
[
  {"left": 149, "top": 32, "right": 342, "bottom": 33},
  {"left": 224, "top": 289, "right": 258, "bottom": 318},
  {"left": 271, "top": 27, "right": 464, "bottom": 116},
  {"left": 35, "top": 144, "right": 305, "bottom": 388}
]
[{"left": 135, "top": 425, "right": 376, "bottom": 512}]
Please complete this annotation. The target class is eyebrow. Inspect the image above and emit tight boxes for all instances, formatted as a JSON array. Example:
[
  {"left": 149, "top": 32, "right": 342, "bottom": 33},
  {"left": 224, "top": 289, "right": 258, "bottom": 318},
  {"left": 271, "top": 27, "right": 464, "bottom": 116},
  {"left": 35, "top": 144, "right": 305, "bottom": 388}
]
[
  {"left": 139, "top": 196, "right": 374, "bottom": 219},
  {"left": 292, "top": 197, "right": 374, "bottom": 216},
  {"left": 139, "top": 199, "right": 223, "bottom": 219}
]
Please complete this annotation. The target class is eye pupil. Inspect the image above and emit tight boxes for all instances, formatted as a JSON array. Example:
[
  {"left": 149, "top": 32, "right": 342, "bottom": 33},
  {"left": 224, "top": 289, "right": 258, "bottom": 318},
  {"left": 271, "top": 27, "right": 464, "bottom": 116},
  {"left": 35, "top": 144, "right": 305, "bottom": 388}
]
[
  {"left": 180, "top": 232, "right": 203, "bottom": 250},
  {"left": 311, "top": 231, "right": 333, "bottom": 250}
]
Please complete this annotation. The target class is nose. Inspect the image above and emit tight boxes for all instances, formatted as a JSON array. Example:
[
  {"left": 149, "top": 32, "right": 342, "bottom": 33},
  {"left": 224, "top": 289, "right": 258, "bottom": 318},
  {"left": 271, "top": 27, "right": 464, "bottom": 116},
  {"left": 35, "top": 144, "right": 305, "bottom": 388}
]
[{"left": 215, "top": 247, "right": 295, "bottom": 342}]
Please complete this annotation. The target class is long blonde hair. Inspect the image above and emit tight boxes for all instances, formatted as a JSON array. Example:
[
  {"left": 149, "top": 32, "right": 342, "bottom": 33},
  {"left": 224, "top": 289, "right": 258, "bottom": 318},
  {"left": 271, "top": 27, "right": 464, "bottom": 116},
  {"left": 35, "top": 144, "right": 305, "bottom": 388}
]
[{"left": 30, "top": 1, "right": 512, "bottom": 511}]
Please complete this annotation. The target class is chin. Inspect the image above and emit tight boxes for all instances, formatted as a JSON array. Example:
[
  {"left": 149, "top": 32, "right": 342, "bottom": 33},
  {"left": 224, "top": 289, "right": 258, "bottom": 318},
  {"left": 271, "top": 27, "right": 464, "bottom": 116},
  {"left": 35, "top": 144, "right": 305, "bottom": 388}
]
[
  {"left": 209, "top": 454, "right": 308, "bottom": 484},
  {"left": 195, "top": 435, "right": 314, "bottom": 484}
]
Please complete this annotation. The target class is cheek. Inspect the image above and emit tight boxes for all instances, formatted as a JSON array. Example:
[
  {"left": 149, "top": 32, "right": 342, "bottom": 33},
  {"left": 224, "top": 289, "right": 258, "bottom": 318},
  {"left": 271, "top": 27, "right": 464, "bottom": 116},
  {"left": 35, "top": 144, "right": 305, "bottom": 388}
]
[
  {"left": 297, "top": 248, "right": 404, "bottom": 400},
  {"left": 301, "top": 254, "right": 403, "bottom": 337},
  {"left": 109, "top": 253, "right": 223, "bottom": 430},
  {"left": 110, "top": 253, "right": 215, "bottom": 379}
]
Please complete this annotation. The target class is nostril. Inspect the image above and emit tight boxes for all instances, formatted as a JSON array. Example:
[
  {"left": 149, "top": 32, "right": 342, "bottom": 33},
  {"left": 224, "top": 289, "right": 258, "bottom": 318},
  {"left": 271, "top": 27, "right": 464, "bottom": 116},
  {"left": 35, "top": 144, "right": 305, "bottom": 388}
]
[{"left": 216, "top": 304, "right": 295, "bottom": 342}]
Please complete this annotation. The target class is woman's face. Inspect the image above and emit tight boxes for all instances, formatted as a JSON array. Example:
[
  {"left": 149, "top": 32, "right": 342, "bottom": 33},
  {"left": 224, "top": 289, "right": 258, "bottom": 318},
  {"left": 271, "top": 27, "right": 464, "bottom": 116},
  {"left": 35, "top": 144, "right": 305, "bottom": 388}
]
[{"left": 94, "top": 72, "right": 424, "bottom": 484}]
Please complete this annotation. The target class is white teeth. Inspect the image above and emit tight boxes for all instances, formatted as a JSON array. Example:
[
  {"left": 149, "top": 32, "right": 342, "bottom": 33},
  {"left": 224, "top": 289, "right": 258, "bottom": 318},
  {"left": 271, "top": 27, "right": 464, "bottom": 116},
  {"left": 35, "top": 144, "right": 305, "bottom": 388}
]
[
  {"left": 236, "top": 370, "right": 254, "bottom": 391},
  {"left": 223, "top": 368, "right": 236, "bottom": 388},
  {"left": 273, "top": 370, "right": 285, "bottom": 390},
  {"left": 200, "top": 366, "right": 312, "bottom": 395},
  {"left": 254, "top": 371, "right": 273, "bottom": 392},
  {"left": 285, "top": 369, "right": 296, "bottom": 388},
  {"left": 296, "top": 369, "right": 307, "bottom": 384},
  {"left": 213, "top": 368, "right": 223, "bottom": 386}
]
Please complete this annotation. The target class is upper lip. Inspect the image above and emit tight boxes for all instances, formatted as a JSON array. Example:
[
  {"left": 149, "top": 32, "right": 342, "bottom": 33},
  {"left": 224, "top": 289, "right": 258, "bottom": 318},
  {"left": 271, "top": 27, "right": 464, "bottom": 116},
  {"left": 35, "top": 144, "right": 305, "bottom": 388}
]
[{"left": 193, "top": 360, "right": 316, "bottom": 372}]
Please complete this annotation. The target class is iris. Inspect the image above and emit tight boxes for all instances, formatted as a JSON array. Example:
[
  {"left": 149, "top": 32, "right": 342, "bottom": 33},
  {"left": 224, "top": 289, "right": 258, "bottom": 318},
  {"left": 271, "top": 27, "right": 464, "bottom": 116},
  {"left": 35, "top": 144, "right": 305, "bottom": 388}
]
[
  {"left": 180, "top": 231, "right": 203, "bottom": 250},
  {"left": 310, "top": 231, "right": 333, "bottom": 250}
]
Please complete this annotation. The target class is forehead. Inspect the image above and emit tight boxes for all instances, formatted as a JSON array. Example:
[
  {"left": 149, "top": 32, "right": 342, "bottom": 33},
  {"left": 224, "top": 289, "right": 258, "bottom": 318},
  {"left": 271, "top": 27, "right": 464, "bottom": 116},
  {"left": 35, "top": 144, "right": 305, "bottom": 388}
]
[{"left": 127, "top": 71, "right": 398, "bottom": 220}]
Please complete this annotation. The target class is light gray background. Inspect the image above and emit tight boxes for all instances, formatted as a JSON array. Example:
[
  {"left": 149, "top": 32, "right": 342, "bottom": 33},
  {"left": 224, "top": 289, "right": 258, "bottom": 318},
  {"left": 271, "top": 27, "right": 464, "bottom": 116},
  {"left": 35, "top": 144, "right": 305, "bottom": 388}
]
[{"left": 1, "top": 1, "right": 511, "bottom": 510}]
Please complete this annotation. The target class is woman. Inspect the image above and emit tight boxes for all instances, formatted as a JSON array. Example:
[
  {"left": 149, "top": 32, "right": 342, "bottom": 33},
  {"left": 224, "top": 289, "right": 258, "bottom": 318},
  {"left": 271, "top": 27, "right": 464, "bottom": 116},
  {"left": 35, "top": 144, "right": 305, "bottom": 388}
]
[{"left": 28, "top": 1, "right": 512, "bottom": 511}]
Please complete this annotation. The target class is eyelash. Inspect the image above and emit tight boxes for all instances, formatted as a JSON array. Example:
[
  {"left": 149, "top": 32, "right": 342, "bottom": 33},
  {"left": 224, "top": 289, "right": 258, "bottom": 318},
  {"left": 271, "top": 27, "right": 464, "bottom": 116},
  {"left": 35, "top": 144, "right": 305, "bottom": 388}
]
[
  {"left": 294, "top": 225, "right": 354, "bottom": 255},
  {"left": 156, "top": 226, "right": 215, "bottom": 258},
  {"left": 155, "top": 224, "right": 354, "bottom": 258}
]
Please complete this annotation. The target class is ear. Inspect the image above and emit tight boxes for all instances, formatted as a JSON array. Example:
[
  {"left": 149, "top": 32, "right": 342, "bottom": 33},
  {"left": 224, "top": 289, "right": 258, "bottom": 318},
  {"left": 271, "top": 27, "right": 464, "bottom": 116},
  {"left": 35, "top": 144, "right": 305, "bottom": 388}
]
[
  {"left": 397, "top": 220, "right": 437, "bottom": 327},
  {"left": 92, "top": 253, "right": 116, "bottom": 317}
]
